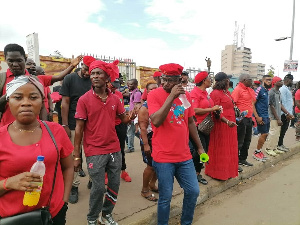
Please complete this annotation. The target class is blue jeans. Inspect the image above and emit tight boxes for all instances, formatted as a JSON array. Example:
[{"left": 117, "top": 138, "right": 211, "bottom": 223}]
[
  {"left": 152, "top": 159, "right": 199, "bottom": 225},
  {"left": 127, "top": 121, "right": 135, "bottom": 151}
]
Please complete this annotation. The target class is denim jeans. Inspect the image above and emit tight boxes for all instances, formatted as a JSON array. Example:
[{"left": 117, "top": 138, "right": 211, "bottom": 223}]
[
  {"left": 127, "top": 121, "right": 135, "bottom": 151},
  {"left": 152, "top": 159, "right": 199, "bottom": 225}
]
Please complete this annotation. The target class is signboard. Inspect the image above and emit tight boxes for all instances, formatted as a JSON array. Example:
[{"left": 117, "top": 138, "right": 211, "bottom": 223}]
[
  {"left": 283, "top": 60, "right": 298, "bottom": 72},
  {"left": 26, "top": 33, "right": 40, "bottom": 66}
]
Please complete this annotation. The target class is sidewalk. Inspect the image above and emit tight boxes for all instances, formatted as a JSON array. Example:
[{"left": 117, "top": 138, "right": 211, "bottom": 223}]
[{"left": 66, "top": 127, "right": 300, "bottom": 225}]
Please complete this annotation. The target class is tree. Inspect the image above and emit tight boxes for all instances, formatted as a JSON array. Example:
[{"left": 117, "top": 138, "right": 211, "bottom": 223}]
[{"left": 267, "top": 65, "right": 275, "bottom": 77}]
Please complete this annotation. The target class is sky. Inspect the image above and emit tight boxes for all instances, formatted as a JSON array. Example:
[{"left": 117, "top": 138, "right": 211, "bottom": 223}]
[{"left": 0, "top": 0, "right": 299, "bottom": 79}]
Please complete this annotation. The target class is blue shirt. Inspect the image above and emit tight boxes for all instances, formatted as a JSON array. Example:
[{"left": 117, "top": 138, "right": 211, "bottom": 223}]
[
  {"left": 279, "top": 85, "right": 293, "bottom": 115},
  {"left": 255, "top": 86, "right": 269, "bottom": 118}
]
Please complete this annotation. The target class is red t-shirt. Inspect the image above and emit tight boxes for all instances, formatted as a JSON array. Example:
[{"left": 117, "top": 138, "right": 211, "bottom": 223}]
[
  {"left": 75, "top": 89, "right": 125, "bottom": 156},
  {"left": 44, "top": 86, "right": 51, "bottom": 113},
  {"left": 295, "top": 89, "right": 300, "bottom": 113},
  {"left": 0, "top": 69, "right": 52, "bottom": 127},
  {"left": 147, "top": 87, "right": 194, "bottom": 163},
  {"left": 190, "top": 87, "right": 214, "bottom": 125},
  {"left": 113, "top": 90, "right": 124, "bottom": 126},
  {"left": 141, "top": 88, "right": 147, "bottom": 101},
  {"left": 0, "top": 120, "right": 73, "bottom": 218},
  {"left": 231, "top": 82, "right": 255, "bottom": 118}
]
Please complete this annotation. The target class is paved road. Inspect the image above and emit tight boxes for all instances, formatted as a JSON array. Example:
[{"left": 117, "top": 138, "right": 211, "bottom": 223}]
[{"left": 193, "top": 153, "right": 300, "bottom": 225}]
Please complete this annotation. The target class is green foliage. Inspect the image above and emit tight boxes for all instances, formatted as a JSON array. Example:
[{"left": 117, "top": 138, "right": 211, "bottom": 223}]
[{"left": 267, "top": 65, "right": 275, "bottom": 77}]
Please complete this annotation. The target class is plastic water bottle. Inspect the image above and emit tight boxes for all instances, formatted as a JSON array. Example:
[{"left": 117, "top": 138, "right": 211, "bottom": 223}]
[
  {"left": 179, "top": 94, "right": 191, "bottom": 109},
  {"left": 23, "top": 155, "right": 46, "bottom": 206}
]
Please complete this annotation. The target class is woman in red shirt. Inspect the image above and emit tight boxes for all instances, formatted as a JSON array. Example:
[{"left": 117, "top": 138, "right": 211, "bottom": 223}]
[
  {"left": 190, "top": 72, "right": 221, "bottom": 184},
  {"left": 205, "top": 72, "right": 239, "bottom": 181},
  {"left": 0, "top": 76, "right": 74, "bottom": 225}
]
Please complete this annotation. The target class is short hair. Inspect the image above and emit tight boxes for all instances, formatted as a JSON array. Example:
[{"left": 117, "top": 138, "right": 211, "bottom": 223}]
[
  {"left": 213, "top": 79, "right": 228, "bottom": 90},
  {"left": 4, "top": 43, "right": 26, "bottom": 59},
  {"left": 239, "top": 74, "right": 249, "bottom": 81},
  {"left": 146, "top": 80, "right": 157, "bottom": 90},
  {"left": 129, "top": 78, "right": 138, "bottom": 85},
  {"left": 284, "top": 74, "right": 294, "bottom": 80},
  {"left": 263, "top": 75, "right": 272, "bottom": 79},
  {"left": 195, "top": 80, "right": 204, "bottom": 87}
]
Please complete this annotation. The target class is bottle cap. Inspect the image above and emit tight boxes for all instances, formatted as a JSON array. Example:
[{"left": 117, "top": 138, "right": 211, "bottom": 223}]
[
  {"left": 200, "top": 153, "right": 209, "bottom": 163},
  {"left": 37, "top": 155, "right": 45, "bottom": 161}
]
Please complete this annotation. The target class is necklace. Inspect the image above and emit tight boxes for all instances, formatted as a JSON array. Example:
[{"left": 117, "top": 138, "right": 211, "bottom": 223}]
[
  {"left": 13, "top": 122, "right": 40, "bottom": 133},
  {"left": 96, "top": 93, "right": 108, "bottom": 100}
]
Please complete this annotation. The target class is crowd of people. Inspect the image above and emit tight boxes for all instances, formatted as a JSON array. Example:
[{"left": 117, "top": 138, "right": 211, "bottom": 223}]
[{"left": 0, "top": 43, "right": 298, "bottom": 225}]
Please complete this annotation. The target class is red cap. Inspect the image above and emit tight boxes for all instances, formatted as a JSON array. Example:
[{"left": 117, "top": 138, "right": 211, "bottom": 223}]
[
  {"left": 83, "top": 56, "right": 96, "bottom": 67},
  {"left": 272, "top": 76, "right": 282, "bottom": 87},
  {"left": 194, "top": 71, "right": 208, "bottom": 83},
  {"left": 89, "top": 60, "right": 119, "bottom": 82},
  {"left": 159, "top": 63, "right": 183, "bottom": 76},
  {"left": 254, "top": 80, "right": 261, "bottom": 85},
  {"left": 153, "top": 71, "right": 162, "bottom": 77}
]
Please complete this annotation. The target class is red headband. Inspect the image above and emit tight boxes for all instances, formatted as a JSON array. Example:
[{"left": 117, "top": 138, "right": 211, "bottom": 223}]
[{"left": 89, "top": 60, "right": 119, "bottom": 82}]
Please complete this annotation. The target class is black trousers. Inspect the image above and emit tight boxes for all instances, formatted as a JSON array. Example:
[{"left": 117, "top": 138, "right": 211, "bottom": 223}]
[
  {"left": 115, "top": 123, "right": 127, "bottom": 171},
  {"left": 237, "top": 117, "right": 253, "bottom": 161},
  {"left": 278, "top": 114, "right": 290, "bottom": 146},
  {"left": 52, "top": 202, "right": 68, "bottom": 225}
]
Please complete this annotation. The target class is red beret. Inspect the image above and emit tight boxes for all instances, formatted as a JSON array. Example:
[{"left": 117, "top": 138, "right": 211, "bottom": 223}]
[
  {"left": 272, "top": 76, "right": 282, "bottom": 87},
  {"left": 194, "top": 71, "right": 208, "bottom": 83},
  {"left": 89, "top": 60, "right": 119, "bottom": 82},
  {"left": 83, "top": 56, "right": 96, "bottom": 67},
  {"left": 153, "top": 71, "right": 162, "bottom": 77},
  {"left": 254, "top": 80, "right": 261, "bottom": 85},
  {"left": 159, "top": 63, "right": 183, "bottom": 76}
]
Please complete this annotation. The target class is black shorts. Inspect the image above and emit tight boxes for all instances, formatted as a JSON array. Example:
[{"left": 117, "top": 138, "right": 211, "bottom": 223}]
[
  {"left": 140, "top": 132, "right": 153, "bottom": 167},
  {"left": 257, "top": 117, "right": 270, "bottom": 134}
]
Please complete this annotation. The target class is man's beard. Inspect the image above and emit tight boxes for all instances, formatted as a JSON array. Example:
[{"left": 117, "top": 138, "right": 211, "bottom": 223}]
[{"left": 264, "top": 82, "right": 272, "bottom": 89}]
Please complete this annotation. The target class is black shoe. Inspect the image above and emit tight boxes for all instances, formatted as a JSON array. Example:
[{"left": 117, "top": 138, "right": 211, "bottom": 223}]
[
  {"left": 78, "top": 169, "right": 86, "bottom": 177},
  {"left": 197, "top": 174, "right": 208, "bottom": 185},
  {"left": 239, "top": 160, "right": 253, "bottom": 167},
  {"left": 238, "top": 166, "right": 243, "bottom": 173},
  {"left": 69, "top": 186, "right": 78, "bottom": 204},
  {"left": 87, "top": 180, "right": 92, "bottom": 189}
]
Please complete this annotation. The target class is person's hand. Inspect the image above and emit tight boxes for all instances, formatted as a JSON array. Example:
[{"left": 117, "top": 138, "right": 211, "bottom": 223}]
[
  {"left": 256, "top": 116, "right": 264, "bottom": 125},
  {"left": 197, "top": 147, "right": 205, "bottom": 155},
  {"left": 71, "top": 55, "right": 84, "bottom": 67},
  {"left": 144, "top": 143, "right": 152, "bottom": 157},
  {"left": 170, "top": 84, "right": 185, "bottom": 99},
  {"left": 128, "top": 110, "right": 137, "bottom": 121},
  {"left": 227, "top": 121, "right": 237, "bottom": 127},
  {"left": 287, "top": 114, "right": 294, "bottom": 120},
  {"left": 5, "top": 172, "right": 42, "bottom": 192},
  {"left": 277, "top": 120, "right": 283, "bottom": 126},
  {"left": 212, "top": 105, "right": 221, "bottom": 111},
  {"left": 63, "top": 126, "right": 71, "bottom": 138},
  {"left": 74, "top": 158, "right": 82, "bottom": 172}
]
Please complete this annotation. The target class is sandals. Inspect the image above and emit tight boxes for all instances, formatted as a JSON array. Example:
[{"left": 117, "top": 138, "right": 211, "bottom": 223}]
[
  {"left": 141, "top": 190, "right": 158, "bottom": 202},
  {"left": 150, "top": 187, "right": 159, "bottom": 193}
]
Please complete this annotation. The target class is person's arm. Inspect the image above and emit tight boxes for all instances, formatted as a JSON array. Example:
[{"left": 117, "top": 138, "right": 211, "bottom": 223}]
[
  {"left": 73, "top": 119, "right": 85, "bottom": 171},
  {"left": 138, "top": 107, "right": 150, "bottom": 152},
  {"left": 252, "top": 100, "right": 263, "bottom": 125},
  {"left": 119, "top": 111, "right": 136, "bottom": 124},
  {"left": 60, "top": 154, "right": 74, "bottom": 202},
  {"left": 194, "top": 105, "right": 220, "bottom": 115},
  {"left": 281, "top": 104, "right": 293, "bottom": 119},
  {"left": 122, "top": 89, "right": 130, "bottom": 97},
  {"left": 296, "top": 99, "right": 300, "bottom": 110},
  {"left": 39, "top": 102, "right": 48, "bottom": 121},
  {"left": 150, "top": 84, "right": 185, "bottom": 127},
  {"left": 188, "top": 117, "right": 204, "bottom": 155},
  {"left": 61, "top": 96, "right": 71, "bottom": 137},
  {"left": 47, "top": 92, "right": 54, "bottom": 121},
  {"left": 269, "top": 91, "right": 282, "bottom": 125},
  {"left": 50, "top": 55, "right": 83, "bottom": 84}
]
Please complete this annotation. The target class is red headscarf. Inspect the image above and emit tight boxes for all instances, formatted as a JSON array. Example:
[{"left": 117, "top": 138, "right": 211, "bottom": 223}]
[
  {"left": 83, "top": 56, "right": 96, "bottom": 67},
  {"left": 159, "top": 63, "right": 183, "bottom": 76},
  {"left": 272, "top": 76, "right": 282, "bottom": 87},
  {"left": 153, "top": 71, "right": 162, "bottom": 77},
  {"left": 89, "top": 60, "right": 119, "bottom": 82}
]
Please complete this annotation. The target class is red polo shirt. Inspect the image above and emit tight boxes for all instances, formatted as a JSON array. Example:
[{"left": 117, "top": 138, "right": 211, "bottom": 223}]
[
  {"left": 113, "top": 90, "right": 124, "bottom": 126},
  {"left": 0, "top": 69, "right": 52, "bottom": 127},
  {"left": 147, "top": 87, "right": 194, "bottom": 163},
  {"left": 231, "top": 82, "right": 255, "bottom": 118},
  {"left": 75, "top": 89, "right": 126, "bottom": 156},
  {"left": 190, "top": 87, "right": 214, "bottom": 125}
]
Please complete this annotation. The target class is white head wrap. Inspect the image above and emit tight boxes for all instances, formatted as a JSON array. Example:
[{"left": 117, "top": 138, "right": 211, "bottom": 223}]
[{"left": 6, "top": 75, "right": 45, "bottom": 100}]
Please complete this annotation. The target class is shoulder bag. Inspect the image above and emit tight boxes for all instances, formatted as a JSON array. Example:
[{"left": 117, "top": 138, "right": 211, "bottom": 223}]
[
  {"left": 0, "top": 121, "right": 59, "bottom": 225},
  {"left": 223, "top": 90, "right": 241, "bottom": 118},
  {"left": 197, "top": 96, "right": 214, "bottom": 135}
]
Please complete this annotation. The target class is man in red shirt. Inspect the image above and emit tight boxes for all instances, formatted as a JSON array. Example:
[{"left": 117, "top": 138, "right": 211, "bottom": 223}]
[
  {"left": 0, "top": 43, "right": 82, "bottom": 127},
  {"left": 147, "top": 63, "right": 204, "bottom": 225},
  {"left": 73, "top": 60, "right": 136, "bottom": 225},
  {"left": 231, "top": 74, "right": 256, "bottom": 168}
]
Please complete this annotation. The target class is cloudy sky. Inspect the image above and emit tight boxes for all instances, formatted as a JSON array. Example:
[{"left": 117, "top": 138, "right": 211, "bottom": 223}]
[{"left": 0, "top": 0, "right": 299, "bottom": 79}]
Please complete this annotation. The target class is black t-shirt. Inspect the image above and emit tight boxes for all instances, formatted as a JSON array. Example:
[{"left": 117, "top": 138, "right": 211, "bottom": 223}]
[{"left": 59, "top": 72, "right": 91, "bottom": 130}]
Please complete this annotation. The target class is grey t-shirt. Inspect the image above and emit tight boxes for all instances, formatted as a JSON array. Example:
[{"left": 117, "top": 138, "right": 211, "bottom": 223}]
[{"left": 268, "top": 88, "right": 281, "bottom": 120}]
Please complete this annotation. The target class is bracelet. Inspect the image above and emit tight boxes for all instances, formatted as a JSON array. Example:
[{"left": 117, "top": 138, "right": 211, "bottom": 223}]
[
  {"left": 3, "top": 178, "right": 9, "bottom": 191},
  {"left": 226, "top": 120, "right": 229, "bottom": 125},
  {"left": 74, "top": 157, "right": 81, "bottom": 161},
  {"left": 62, "top": 124, "right": 69, "bottom": 127}
]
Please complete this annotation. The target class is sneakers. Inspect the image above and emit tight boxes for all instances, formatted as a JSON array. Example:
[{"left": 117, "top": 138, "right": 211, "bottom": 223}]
[
  {"left": 87, "top": 220, "right": 99, "bottom": 225},
  {"left": 239, "top": 160, "right": 253, "bottom": 166},
  {"left": 99, "top": 214, "right": 118, "bottom": 225},
  {"left": 277, "top": 145, "right": 289, "bottom": 152},
  {"left": 121, "top": 171, "right": 132, "bottom": 182},
  {"left": 79, "top": 169, "right": 86, "bottom": 177},
  {"left": 253, "top": 151, "right": 266, "bottom": 162},
  {"left": 274, "top": 149, "right": 284, "bottom": 154},
  {"left": 69, "top": 186, "right": 79, "bottom": 204},
  {"left": 265, "top": 149, "right": 277, "bottom": 157}
]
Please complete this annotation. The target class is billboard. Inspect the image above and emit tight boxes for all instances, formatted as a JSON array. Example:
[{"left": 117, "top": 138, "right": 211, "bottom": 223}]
[{"left": 283, "top": 60, "right": 298, "bottom": 72}]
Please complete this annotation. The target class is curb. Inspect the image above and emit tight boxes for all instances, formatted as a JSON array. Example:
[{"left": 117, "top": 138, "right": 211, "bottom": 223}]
[{"left": 121, "top": 143, "right": 300, "bottom": 225}]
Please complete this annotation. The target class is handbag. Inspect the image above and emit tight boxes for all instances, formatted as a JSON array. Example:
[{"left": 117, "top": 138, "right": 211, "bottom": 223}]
[
  {"left": 223, "top": 91, "right": 241, "bottom": 118},
  {"left": 0, "top": 121, "right": 59, "bottom": 225},
  {"left": 197, "top": 96, "right": 214, "bottom": 135}
]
